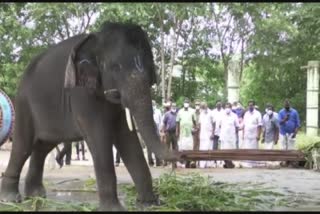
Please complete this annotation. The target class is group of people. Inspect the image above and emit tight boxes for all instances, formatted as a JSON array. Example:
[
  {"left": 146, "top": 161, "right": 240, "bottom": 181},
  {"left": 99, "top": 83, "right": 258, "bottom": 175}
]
[
  {"left": 143, "top": 98, "right": 300, "bottom": 168},
  {"left": 55, "top": 141, "right": 88, "bottom": 167},
  {"left": 52, "top": 97, "right": 300, "bottom": 169}
]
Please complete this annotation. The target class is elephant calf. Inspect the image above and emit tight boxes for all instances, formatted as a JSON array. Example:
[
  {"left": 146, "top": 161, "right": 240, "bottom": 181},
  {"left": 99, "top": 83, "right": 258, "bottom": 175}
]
[{"left": 0, "top": 22, "right": 178, "bottom": 211}]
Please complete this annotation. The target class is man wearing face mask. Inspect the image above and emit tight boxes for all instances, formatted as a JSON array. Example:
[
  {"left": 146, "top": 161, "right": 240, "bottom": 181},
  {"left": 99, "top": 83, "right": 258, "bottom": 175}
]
[
  {"left": 198, "top": 101, "right": 215, "bottom": 168},
  {"left": 242, "top": 100, "right": 262, "bottom": 168},
  {"left": 176, "top": 98, "right": 196, "bottom": 168},
  {"left": 212, "top": 100, "right": 224, "bottom": 150},
  {"left": 278, "top": 99, "right": 300, "bottom": 167},
  {"left": 219, "top": 102, "right": 239, "bottom": 168},
  {"left": 159, "top": 101, "right": 172, "bottom": 145},
  {"left": 232, "top": 101, "right": 244, "bottom": 149},
  {"left": 146, "top": 100, "right": 163, "bottom": 167},
  {"left": 191, "top": 100, "right": 201, "bottom": 168},
  {"left": 262, "top": 104, "right": 279, "bottom": 150},
  {"left": 264, "top": 103, "right": 278, "bottom": 119},
  {"left": 162, "top": 102, "right": 178, "bottom": 167}
]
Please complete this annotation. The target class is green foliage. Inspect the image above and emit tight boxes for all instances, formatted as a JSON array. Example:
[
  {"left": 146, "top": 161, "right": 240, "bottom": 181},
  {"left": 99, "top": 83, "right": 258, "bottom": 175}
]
[
  {"left": 296, "top": 133, "right": 320, "bottom": 168},
  {"left": 240, "top": 2, "right": 320, "bottom": 123},
  {"left": 0, "top": 3, "right": 99, "bottom": 98},
  {"left": 0, "top": 3, "right": 318, "bottom": 124},
  {"left": 0, "top": 197, "right": 97, "bottom": 211},
  {"left": 121, "top": 173, "right": 287, "bottom": 211}
]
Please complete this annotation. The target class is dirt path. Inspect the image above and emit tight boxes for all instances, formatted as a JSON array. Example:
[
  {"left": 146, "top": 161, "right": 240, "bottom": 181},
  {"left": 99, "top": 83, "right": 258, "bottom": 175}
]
[{"left": 0, "top": 149, "right": 319, "bottom": 211}]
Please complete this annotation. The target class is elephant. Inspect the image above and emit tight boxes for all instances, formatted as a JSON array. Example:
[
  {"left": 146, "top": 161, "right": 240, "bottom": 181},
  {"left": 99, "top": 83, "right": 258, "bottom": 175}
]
[{"left": 0, "top": 22, "right": 179, "bottom": 211}]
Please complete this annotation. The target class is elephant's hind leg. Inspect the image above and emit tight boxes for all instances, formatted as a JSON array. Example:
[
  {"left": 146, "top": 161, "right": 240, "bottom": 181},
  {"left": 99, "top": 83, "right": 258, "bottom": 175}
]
[
  {"left": 0, "top": 106, "right": 34, "bottom": 202},
  {"left": 24, "top": 141, "right": 57, "bottom": 198}
]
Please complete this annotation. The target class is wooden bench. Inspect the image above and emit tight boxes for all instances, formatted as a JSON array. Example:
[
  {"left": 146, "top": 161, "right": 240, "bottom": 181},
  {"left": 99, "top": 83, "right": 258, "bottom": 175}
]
[{"left": 177, "top": 149, "right": 305, "bottom": 162}]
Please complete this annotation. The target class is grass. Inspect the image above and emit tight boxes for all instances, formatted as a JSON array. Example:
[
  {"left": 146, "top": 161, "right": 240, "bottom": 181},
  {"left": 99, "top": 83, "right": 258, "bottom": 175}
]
[
  {"left": 0, "top": 173, "right": 293, "bottom": 211},
  {"left": 120, "top": 173, "right": 289, "bottom": 211},
  {"left": 0, "top": 197, "right": 98, "bottom": 211},
  {"left": 295, "top": 133, "right": 320, "bottom": 169}
]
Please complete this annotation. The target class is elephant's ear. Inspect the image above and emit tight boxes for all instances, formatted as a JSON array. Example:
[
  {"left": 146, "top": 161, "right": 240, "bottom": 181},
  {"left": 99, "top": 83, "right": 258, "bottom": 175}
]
[{"left": 64, "top": 35, "right": 92, "bottom": 89}]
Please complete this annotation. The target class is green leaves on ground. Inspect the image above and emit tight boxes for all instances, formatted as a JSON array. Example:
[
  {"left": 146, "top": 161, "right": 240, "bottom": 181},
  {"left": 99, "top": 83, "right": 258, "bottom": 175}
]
[
  {"left": 121, "top": 173, "right": 287, "bottom": 211},
  {"left": 0, "top": 197, "right": 97, "bottom": 211},
  {"left": 296, "top": 133, "right": 320, "bottom": 169},
  {"left": 0, "top": 173, "right": 303, "bottom": 211}
]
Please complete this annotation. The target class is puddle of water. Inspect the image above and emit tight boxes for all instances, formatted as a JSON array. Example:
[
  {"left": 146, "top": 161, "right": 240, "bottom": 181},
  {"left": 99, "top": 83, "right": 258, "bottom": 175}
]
[
  {"left": 47, "top": 191, "right": 98, "bottom": 203},
  {"left": 274, "top": 206, "right": 320, "bottom": 211}
]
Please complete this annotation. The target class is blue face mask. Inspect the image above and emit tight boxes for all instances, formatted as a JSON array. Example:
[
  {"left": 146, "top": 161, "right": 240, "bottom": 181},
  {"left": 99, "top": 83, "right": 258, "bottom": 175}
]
[{"left": 249, "top": 107, "right": 254, "bottom": 112}]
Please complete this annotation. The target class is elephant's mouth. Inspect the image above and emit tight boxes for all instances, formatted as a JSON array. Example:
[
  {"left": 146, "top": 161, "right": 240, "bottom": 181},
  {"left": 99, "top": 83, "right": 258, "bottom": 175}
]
[
  {"left": 104, "top": 89, "right": 121, "bottom": 104},
  {"left": 103, "top": 89, "right": 134, "bottom": 132}
]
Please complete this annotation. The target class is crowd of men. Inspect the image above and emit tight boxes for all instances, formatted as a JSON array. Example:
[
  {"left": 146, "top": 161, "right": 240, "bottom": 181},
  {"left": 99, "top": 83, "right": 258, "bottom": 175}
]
[
  {"left": 143, "top": 98, "right": 301, "bottom": 169},
  {"left": 55, "top": 141, "right": 88, "bottom": 168}
]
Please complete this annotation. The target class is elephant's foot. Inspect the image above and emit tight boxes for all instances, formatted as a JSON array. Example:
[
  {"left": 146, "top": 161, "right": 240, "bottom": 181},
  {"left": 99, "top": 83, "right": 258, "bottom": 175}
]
[
  {"left": 0, "top": 191, "right": 22, "bottom": 203},
  {"left": 24, "top": 184, "right": 46, "bottom": 199},
  {"left": 136, "top": 194, "right": 161, "bottom": 210},
  {"left": 98, "top": 202, "right": 126, "bottom": 211},
  {"left": 0, "top": 175, "right": 22, "bottom": 203}
]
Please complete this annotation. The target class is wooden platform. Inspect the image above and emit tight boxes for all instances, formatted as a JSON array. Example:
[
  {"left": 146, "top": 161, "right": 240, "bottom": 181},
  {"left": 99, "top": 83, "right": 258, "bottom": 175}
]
[{"left": 177, "top": 149, "right": 305, "bottom": 161}]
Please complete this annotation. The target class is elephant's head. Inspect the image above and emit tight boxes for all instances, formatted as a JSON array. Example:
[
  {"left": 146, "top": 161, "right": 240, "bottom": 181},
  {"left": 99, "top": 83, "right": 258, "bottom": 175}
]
[{"left": 64, "top": 22, "right": 179, "bottom": 161}]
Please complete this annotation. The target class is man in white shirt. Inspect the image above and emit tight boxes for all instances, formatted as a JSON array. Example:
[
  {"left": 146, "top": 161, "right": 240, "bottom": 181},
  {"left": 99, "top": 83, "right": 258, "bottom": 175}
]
[
  {"left": 242, "top": 100, "right": 262, "bottom": 167},
  {"left": 262, "top": 103, "right": 279, "bottom": 150},
  {"left": 176, "top": 98, "right": 196, "bottom": 168},
  {"left": 211, "top": 100, "right": 224, "bottom": 150},
  {"left": 198, "top": 102, "right": 214, "bottom": 168},
  {"left": 153, "top": 100, "right": 163, "bottom": 132},
  {"left": 147, "top": 100, "right": 163, "bottom": 167},
  {"left": 219, "top": 102, "right": 239, "bottom": 168},
  {"left": 211, "top": 101, "right": 225, "bottom": 167}
]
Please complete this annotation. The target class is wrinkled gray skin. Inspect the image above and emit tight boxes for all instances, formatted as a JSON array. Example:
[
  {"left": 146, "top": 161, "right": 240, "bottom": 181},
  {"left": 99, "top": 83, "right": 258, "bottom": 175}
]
[{"left": 0, "top": 22, "right": 179, "bottom": 211}]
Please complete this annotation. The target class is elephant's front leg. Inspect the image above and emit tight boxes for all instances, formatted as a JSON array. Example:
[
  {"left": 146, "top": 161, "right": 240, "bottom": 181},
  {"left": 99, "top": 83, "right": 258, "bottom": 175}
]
[
  {"left": 84, "top": 124, "right": 124, "bottom": 211},
  {"left": 115, "top": 112, "right": 159, "bottom": 209},
  {"left": 70, "top": 91, "right": 124, "bottom": 211}
]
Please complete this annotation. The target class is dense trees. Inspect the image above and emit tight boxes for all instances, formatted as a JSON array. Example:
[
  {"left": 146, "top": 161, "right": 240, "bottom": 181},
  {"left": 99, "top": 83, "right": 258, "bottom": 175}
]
[{"left": 0, "top": 3, "right": 319, "bottom": 124}]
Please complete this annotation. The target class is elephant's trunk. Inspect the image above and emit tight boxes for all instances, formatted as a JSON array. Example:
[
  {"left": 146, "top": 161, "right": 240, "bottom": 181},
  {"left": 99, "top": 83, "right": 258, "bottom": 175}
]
[
  {"left": 131, "top": 99, "right": 178, "bottom": 161},
  {"left": 122, "top": 77, "right": 179, "bottom": 161}
]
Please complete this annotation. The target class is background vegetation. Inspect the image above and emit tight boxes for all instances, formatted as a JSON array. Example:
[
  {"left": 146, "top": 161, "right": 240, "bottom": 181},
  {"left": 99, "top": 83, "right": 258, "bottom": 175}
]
[{"left": 1, "top": 2, "right": 319, "bottom": 125}]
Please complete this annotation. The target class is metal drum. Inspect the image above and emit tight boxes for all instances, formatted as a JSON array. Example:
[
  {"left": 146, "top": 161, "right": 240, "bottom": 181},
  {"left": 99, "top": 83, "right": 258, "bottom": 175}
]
[{"left": 0, "top": 89, "right": 14, "bottom": 147}]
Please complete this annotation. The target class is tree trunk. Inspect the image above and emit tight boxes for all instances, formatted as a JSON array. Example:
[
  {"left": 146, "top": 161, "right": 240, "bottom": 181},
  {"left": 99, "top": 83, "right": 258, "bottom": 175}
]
[
  {"left": 223, "top": 61, "right": 229, "bottom": 100},
  {"left": 159, "top": 12, "right": 166, "bottom": 103},
  {"left": 239, "top": 37, "right": 245, "bottom": 86},
  {"left": 166, "top": 19, "right": 182, "bottom": 99},
  {"left": 166, "top": 37, "right": 177, "bottom": 100},
  {"left": 180, "top": 16, "right": 194, "bottom": 97}
]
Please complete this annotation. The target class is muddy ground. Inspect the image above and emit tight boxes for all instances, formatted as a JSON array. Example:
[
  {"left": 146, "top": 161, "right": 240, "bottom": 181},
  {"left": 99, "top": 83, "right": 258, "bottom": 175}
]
[{"left": 0, "top": 147, "right": 319, "bottom": 211}]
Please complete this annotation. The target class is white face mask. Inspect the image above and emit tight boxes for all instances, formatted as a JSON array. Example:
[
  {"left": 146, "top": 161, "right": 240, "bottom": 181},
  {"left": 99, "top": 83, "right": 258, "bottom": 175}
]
[
  {"left": 267, "top": 110, "right": 273, "bottom": 115},
  {"left": 171, "top": 108, "right": 176, "bottom": 113},
  {"left": 225, "top": 108, "right": 231, "bottom": 114},
  {"left": 195, "top": 105, "right": 200, "bottom": 110},
  {"left": 184, "top": 103, "right": 189, "bottom": 108}
]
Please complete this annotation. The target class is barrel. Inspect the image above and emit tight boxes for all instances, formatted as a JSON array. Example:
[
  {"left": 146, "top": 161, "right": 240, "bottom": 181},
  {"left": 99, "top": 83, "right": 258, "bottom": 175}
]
[{"left": 0, "top": 89, "right": 14, "bottom": 147}]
